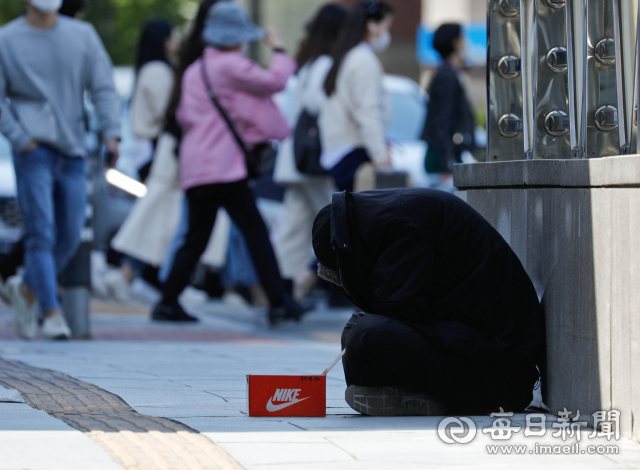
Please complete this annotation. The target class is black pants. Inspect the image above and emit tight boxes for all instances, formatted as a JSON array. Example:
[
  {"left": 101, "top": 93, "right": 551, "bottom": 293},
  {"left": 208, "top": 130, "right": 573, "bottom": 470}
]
[
  {"left": 162, "top": 180, "right": 285, "bottom": 307},
  {"left": 341, "top": 313, "right": 539, "bottom": 415},
  {"left": 329, "top": 148, "right": 369, "bottom": 192},
  {"left": 0, "top": 238, "right": 24, "bottom": 281}
]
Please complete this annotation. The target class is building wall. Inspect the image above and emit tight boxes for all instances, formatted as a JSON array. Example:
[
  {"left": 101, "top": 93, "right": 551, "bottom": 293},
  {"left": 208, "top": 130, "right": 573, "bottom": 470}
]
[{"left": 422, "top": 0, "right": 486, "bottom": 26}]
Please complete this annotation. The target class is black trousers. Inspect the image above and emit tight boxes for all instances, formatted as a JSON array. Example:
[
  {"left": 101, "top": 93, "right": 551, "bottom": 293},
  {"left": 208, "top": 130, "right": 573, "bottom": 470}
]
[
  {"left": 162, "top": 180, "right": 285, "bottom": 307},
  {"left": 329, "top": 148, "right": 369, "bottom": 193},
  {"left": 341, "top": 313, "right": 539, "bottom": 415}
]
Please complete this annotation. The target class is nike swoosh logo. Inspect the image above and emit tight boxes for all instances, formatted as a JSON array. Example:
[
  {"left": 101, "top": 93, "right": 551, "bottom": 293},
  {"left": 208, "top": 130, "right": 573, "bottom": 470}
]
[{"left": 266, "top": 396, "right": 310, "bottom": 412}]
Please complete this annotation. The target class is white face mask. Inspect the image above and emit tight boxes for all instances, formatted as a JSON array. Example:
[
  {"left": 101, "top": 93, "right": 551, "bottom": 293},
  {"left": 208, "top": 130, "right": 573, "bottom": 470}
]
[
  {"left": 370, "top": 30, "right": 391, "bottom": 53},
  {"left": 30, "top": 0, "right": 62, "bottom": 13}
]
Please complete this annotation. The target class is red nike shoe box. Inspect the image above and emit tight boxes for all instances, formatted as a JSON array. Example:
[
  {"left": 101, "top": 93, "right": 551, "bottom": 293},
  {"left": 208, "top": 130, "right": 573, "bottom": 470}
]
[{"left": 246, "top": 375, "right": 326, "bottom": 417}]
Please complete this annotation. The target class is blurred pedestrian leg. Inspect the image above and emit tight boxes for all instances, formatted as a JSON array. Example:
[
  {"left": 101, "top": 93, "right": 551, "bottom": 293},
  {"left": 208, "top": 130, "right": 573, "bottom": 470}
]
[
  {"left": 113, "top": 129, "right": 184, "bottom": 287},
  {"left": 161, "top": 180, "right": 286, "bottom": 311},
  {"left": 274, "top": 182, "right": 333, "bottom": 279},
  {"left": 220, "top": 223, "right": 263, "bottom": 306},
  {"left": 158, "top": 198, "right": 189, "bottom": 283},
  {"left": 0, "top": 238, "right": 24, "bottom": 303},
  {"left": 14, "top": 147, "right": 87, "bottom": 338}
]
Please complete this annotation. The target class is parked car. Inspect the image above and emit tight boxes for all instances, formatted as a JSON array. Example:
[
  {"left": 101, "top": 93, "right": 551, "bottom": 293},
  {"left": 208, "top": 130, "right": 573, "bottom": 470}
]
[
  {"left": 383, "top": 75, "right": 430, "bottom": 187},
  {"left": 0, "top": 136, "right": 22, "bottom": 252}
]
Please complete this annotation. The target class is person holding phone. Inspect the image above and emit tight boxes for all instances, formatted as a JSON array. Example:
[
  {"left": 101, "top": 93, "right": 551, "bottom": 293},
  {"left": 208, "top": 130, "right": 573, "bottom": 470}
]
[{"left": 0, "top": 0, "right": 121, "bottom": 340}]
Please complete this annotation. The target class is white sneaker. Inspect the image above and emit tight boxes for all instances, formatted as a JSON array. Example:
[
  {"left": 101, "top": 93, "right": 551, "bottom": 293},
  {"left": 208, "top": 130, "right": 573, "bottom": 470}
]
[
  {"left": 90, "top": 250, "right": 111, "bottom": 298},
  {"left": 41, "top": 314, "right": 71, "bottom": 340},
  {"left": 103, "top": 269, "right": 133, "bottom": 302},
  {"left": 222, "top": 291, "right": 250, "bottom": 308},
  {"left": 0, "top": 277, "right": 11, "bottom": 305},
  {"left": 6, "top": 275, "right": 38, "bottom": 340}
]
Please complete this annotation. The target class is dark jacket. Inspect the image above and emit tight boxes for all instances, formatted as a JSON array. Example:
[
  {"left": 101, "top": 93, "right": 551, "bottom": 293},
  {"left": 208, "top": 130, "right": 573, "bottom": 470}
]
[
  {"left": 322, "top": 188, "right": 544, "bottom": 366},
  {"left": 421, "top": 61, "right": 476, "bottom": 173}
]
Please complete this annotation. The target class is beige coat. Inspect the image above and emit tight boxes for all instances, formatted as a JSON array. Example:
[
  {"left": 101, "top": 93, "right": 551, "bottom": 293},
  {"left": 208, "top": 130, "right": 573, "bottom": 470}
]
[
  {"left": 111, "top": 131, "right": 231, "bottom": 268},
  {"left": 130, "top": 61, "right": 174, "bottom": 140},
  {"left": 111, "top": 132, "right": 184, "bottom": 266},
  {"left": 319, "top": 43, "right": 389, "bottom": 165}
]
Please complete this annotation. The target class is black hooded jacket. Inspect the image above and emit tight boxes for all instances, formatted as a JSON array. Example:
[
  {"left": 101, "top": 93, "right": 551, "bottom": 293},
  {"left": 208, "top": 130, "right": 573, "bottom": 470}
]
[{"left": 313, "top": 188, "right": 544, "bottom": 366}]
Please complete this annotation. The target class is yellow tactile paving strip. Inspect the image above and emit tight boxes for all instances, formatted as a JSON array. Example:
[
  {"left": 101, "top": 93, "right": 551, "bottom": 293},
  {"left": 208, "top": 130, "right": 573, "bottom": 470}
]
[{"left": 0, "top": 358, "right": 244, "bottom": 470}]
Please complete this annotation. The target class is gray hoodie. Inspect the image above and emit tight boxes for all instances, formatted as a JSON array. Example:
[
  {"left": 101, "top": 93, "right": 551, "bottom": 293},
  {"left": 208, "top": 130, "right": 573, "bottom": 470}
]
[{"left": 0, "top": 16, "right": 121, "bottom": 157}]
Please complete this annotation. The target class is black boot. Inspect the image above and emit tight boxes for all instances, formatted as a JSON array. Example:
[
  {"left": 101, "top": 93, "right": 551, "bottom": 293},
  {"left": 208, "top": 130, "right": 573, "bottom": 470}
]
[
  {"left": 268, "top": 295, "right": 313, "bottom": 327},
  {"left": 151, "top": 301, "right": 199, "bottom": 323}
]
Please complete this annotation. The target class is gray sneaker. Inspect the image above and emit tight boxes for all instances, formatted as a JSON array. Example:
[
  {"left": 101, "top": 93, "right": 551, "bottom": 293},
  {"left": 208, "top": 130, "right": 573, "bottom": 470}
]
[
  {"left": 345, "top": 385, "right": 448, "bottom": 416},
  {"left": 6, "top": 275, "right": 38, "bottom": 340},
  {"left": 41, "top": 314, "right": 71, "bottom": 340}
]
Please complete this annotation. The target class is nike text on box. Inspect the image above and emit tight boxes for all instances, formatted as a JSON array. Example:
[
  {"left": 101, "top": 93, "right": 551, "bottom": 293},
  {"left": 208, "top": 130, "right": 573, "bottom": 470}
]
[{"left": 246, "top": 375, "right": 326, "bottom": 417}]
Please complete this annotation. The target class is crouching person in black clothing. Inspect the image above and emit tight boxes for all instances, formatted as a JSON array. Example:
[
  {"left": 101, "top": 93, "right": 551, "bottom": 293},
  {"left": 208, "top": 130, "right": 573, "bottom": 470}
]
[{"left": 312, "top": 188, "right": 545, "bottom": 416}]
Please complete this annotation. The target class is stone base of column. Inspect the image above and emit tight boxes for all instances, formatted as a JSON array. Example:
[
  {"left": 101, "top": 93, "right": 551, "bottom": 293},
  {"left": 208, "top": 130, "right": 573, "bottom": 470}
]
[{"left": 454, "top": 156, "right": 640, "bottom": 442}]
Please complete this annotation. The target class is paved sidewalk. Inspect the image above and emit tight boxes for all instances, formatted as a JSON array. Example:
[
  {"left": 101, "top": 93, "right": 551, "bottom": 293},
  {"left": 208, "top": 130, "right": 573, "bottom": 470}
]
[
  {"left": 0, "top": 382, "right": 121, "bottom": 470},
  {"left": 1, "top": 299, "right": 639, "bottom": 469}
]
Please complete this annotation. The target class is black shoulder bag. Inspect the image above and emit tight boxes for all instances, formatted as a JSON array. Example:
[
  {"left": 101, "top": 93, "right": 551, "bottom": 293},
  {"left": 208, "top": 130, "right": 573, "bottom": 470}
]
[
  {"left": 292, "top": 66, "right": 326, "bottom": 175},
  {"left": 199, "top": 60, "right": 275, "bottom": 179}
]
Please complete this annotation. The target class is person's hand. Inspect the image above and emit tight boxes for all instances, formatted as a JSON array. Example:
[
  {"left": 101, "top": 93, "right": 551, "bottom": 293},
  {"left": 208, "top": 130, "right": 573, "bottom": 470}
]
[
  {"left": 265, "top": 29, "right": 284, "bottom": 50},
  {"left": 105, "top": 137, "right": 120, "bottom": 168},
  {"left": 375, "top": 160, "right": 393, "bottom": 169},
  {"left": 23, "top": 140, "right": 38, "bottom": 153},
  {"left": 375, "top": 143, "right": 393, "bottom": 168}
]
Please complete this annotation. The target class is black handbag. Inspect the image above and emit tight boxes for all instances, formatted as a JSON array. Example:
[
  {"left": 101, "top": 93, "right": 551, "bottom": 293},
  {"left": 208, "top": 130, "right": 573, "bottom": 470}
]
[
  {"left": 200, "top": 60, "right": 275, "bottom": 179},
  {"left": 293, "top": 108, "right": 326, "bottom": 175}
]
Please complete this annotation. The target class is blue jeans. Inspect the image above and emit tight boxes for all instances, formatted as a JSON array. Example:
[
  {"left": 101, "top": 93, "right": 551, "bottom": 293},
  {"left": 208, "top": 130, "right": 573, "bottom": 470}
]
[
  {"left": 159, "top": 198, "right": 189, "bottom": 283},
  {"left": 220, "top": 223, "right": 259, "bottom": 289},
  {"left": 13, "top": 145, "right": 87, "bottom": 313}
]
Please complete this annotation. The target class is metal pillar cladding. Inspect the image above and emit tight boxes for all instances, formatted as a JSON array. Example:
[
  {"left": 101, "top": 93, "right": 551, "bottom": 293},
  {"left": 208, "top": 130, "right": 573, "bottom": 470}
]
[
  {"left": 488, "top": 0, "right": 640, "bottom": 159},
  {"left": 565, "top": 0, "right": 588, "bottom": 159},
  {"left": 536, "top": 0, "right": 571, "bottom": 159},
  {"left": 613, "top": 0, "right": 639, "bottom": 155},
  {"left": 520, "top": 0, "right": 538, "bottom": 159},
  {"left": 487, "top": 0, "right": 525, "bottom": 161},
  {"left": 585, "top": 0, "right": 621, "bottom": 157}
]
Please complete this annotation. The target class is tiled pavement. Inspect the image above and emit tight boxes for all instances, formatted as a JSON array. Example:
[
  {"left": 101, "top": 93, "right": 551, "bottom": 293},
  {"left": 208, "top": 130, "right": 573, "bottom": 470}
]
[
  {"left": 0, "top": 357, "right": 242, "bottom": 470},
  {"left": 0, "top": 298, "right": 639, "bottom": 469}
]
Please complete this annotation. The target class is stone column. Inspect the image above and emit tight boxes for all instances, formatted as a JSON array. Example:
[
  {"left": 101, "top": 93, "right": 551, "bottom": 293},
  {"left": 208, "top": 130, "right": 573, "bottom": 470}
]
[{"left": 455, "top": 157, "right": 640, "bottom": 442}]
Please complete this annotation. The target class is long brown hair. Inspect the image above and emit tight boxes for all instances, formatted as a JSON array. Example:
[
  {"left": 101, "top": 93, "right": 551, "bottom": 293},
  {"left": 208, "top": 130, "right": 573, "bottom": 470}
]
[
  {"left": 323, "top": 0, "right": 393, "bottom": 96},
  {"left": 296, "top": 3, "right": 349, "bottom": 72},
  {"left": 165, "top": 0, "right": 220, "bottom": 122}
]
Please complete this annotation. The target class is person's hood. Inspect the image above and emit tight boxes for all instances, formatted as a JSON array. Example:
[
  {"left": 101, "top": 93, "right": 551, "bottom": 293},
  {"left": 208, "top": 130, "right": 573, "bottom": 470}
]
[{"left": 312, "top": 191, "right": 352, "bottom": 271}]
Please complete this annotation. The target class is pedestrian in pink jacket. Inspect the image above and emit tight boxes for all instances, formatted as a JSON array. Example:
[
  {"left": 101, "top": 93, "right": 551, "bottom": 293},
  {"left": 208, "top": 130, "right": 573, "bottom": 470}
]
[{"left": 153, "top": 0, "right": 305, "bottom": 325}]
